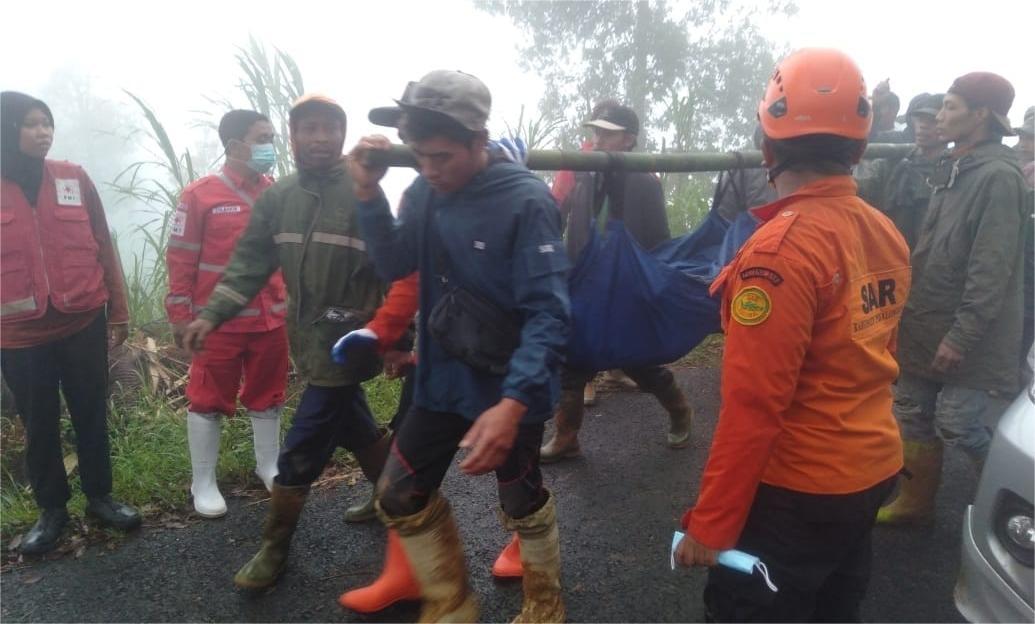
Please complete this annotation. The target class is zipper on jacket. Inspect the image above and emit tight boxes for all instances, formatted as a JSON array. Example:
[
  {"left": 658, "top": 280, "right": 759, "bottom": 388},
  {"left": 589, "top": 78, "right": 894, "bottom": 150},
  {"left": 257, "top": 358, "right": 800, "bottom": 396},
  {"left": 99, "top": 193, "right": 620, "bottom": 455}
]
[{"left": 297, "top": 182, "right": 323, "bottom": 324}]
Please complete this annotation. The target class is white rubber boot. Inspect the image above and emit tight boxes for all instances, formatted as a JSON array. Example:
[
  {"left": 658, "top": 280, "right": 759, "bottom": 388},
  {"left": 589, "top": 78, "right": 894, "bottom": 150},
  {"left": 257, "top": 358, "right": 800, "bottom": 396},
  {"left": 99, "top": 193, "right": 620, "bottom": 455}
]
[
  {"left": 187, "top": 412, "right": 227, "bottom": 518},
  {"left": 250, "top": 407, "right": 281, "bottom": 492}
]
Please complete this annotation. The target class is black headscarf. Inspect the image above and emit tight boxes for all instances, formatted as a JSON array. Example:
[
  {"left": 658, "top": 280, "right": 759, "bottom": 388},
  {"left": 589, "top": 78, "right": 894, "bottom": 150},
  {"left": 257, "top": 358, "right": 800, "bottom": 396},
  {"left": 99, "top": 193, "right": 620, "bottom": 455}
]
[{"left": 1, "top": 91, "right": 54, "bottom": 205}]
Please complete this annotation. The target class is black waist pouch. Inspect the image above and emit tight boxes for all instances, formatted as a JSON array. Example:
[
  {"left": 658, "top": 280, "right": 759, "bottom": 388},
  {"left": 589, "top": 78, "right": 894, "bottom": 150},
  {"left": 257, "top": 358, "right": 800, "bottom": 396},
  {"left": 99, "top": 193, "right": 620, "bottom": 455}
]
[{"left": 428, "top": 286, "right": 521, "bottom": 375}]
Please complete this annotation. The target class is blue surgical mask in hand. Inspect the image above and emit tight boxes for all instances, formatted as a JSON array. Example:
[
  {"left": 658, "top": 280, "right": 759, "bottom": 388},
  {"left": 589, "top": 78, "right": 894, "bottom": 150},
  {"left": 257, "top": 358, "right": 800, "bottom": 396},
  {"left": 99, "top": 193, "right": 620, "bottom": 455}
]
[
  {"left": 247, "top": 143, "right": 277, "bottom": 174},
  {"left": 671, "top": 530, "right": 778, "bottom": 592}
]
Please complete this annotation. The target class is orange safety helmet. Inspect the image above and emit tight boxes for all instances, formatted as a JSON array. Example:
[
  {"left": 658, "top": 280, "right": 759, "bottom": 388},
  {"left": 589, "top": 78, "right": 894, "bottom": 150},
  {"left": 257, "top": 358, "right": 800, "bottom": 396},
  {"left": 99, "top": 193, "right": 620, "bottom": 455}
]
[{"left": 758, "top": 48, "right": 872, "bottom": 140}]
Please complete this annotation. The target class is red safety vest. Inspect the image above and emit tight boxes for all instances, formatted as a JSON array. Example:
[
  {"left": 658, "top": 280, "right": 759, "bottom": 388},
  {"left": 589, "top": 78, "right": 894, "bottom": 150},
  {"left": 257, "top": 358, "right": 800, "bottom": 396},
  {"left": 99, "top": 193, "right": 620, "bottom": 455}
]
[{"left": 0, "top": 160, "right": 110, "bottom": 322}]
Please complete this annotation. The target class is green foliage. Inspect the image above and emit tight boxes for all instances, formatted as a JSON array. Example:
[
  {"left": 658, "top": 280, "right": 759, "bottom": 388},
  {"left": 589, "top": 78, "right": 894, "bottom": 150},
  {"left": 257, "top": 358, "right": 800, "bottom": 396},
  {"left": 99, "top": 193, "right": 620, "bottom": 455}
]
[
  {"left": 206, "top": 35, "right": 304, "bottom": 179},
  {"left": 480, "top": 0, "right": 795, "bottom": 152},
  {"left": 664, "top": 173, "right": 714, "bottom": 235},
  {"left": 0, "top": 376, "right": 403, "bottom": 540},
  {"left": 109, "top": 39, "right": 306, "bottom": 331},
  {"left": 479, "top": 0, "right": 795, "bottom": 223},
  {"left": 501, "top": 105, "right": 566, "bottom": 150}
]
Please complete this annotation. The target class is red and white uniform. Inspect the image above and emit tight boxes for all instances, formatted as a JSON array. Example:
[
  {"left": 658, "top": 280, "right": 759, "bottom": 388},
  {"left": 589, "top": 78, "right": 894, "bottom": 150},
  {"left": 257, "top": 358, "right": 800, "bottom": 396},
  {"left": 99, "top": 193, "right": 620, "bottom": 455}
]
[
  {"left": 165, "top": 166, "right": 288, "bottom": 415},
  {"left": 1, "top": 160, "right": 129, "bottom": 348}
]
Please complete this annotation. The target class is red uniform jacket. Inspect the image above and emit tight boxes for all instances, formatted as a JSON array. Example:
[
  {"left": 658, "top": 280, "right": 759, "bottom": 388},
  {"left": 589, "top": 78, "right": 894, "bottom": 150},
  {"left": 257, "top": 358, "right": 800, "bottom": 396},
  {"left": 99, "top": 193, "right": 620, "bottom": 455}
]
[{"left": 165, "top": 166, "right": 286, "bottom": 333}]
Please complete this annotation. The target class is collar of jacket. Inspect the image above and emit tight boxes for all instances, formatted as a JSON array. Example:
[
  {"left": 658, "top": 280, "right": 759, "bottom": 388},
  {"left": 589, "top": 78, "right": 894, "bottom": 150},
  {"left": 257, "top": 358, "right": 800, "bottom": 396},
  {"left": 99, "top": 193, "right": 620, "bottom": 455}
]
[
  {"left": 749, "top": 175, "right": 859, "bottom": 223},
  {"left": 299, "top": 157, "right": 346, "bottom": 187}
]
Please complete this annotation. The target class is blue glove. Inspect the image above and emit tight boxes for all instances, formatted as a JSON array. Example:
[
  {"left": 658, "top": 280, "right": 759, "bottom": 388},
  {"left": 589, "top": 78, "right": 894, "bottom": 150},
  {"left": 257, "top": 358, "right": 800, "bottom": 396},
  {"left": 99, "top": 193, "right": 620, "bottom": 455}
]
[
  {"left": 490, "top": 136, "right": 528, "bottom": 165},
  {"left": 331, "top": 328, "right": 379, "bottom": 365}
]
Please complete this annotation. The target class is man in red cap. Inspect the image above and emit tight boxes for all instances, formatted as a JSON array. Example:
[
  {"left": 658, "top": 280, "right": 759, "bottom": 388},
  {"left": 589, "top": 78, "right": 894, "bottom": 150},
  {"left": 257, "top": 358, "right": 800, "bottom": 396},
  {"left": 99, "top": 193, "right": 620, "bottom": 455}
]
[{"left": 878, "top": 73, "right": 1029, "bottom": 526}]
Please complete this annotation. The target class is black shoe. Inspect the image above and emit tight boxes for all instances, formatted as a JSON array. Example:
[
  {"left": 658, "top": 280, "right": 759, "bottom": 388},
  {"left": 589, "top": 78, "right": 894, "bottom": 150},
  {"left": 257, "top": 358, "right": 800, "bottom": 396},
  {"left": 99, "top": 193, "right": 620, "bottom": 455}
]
[
  {"left": 86, "top": 496, "right": 142, "bottom": 531},
  {"left": 20, "top": 508, "right": 69, "bottom": 555}
]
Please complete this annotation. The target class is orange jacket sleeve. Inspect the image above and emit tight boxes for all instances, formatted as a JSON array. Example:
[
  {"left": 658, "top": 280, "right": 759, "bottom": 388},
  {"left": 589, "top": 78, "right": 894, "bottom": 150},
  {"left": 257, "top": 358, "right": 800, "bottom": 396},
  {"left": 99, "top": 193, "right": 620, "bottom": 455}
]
[
  {"left": 83, "top": 172, "right": 129, "bottom": 325},
  {"left": 686, "top": 252, "right": 816, "bottom": 550},
  {"left": 165, "top": 188, "right": 203, "bottom": 324},
  {"left": 366, "top": 272, "right": 419, "bottom": 351}
]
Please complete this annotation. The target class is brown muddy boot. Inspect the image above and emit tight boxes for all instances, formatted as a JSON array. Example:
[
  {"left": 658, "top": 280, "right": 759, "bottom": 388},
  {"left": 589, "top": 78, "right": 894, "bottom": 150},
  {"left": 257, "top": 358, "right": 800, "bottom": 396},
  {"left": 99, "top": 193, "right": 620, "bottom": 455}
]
[
  {"left": 877, "top": 440, "right": 943, "bottom": 527},
  {"left": 540, "top": 389, "right": 584, "bottom": 464},
  {"left": 376, "top": 492, "right": 479, "bottom": 623},
  {"left": 345, "top": 433, "right": 392, "bottom": 523},
  {"left": 654, "top": 382, "right": 693, "bottom": 449},
  {"left": 501, "top": 492, "right": 565, "bottom": 624},
  {"left": 233, "top": 483, "right": 308, "bottom": 589}
]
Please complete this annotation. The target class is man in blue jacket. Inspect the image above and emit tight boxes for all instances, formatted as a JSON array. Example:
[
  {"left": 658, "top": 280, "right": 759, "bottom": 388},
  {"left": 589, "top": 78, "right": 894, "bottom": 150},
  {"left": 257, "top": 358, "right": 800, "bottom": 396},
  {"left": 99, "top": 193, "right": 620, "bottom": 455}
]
[{"left": 347, "top": 70, "right": 570, "bottom": 623}]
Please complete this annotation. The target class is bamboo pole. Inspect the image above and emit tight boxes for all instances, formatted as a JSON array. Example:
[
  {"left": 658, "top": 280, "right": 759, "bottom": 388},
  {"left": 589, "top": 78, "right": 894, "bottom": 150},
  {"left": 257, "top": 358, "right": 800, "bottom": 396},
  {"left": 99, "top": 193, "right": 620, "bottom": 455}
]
[{"left": 366, "top": 143, "right": 913, "bottom": 173}]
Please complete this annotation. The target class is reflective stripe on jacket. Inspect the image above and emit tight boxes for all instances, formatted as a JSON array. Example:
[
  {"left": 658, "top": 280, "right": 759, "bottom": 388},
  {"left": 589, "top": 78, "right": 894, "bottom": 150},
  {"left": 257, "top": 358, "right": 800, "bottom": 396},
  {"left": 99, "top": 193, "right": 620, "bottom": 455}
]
[
  {"left": 687, "top": 176, "right": 909, "bottom": 550},
  {"left": 1, "top": 160, "right": 126, "bottom": 325},
  {"left": 165, "top": 166, "right": 286, "bottom": 332}
]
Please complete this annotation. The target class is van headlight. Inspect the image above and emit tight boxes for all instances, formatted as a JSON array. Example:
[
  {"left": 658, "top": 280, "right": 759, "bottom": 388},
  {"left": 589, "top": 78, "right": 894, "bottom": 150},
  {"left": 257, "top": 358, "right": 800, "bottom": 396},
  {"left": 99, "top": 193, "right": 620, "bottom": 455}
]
[{"left": 996, "top": 492, "right": 1034, "bottom": 567}]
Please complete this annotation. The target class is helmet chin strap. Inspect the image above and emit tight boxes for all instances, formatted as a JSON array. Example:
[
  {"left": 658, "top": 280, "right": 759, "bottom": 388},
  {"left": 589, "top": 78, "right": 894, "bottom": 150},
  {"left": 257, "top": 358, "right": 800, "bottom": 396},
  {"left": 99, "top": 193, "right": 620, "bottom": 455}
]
[{"left": 765, "top": 159, "right": 795, "bottom": 186}]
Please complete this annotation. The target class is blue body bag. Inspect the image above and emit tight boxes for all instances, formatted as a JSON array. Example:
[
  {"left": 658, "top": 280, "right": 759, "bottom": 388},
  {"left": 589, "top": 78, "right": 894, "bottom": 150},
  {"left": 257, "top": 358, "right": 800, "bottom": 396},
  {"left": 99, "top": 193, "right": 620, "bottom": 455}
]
[{"left": 566, "top": 208, "right": 757, "bottom": 371}]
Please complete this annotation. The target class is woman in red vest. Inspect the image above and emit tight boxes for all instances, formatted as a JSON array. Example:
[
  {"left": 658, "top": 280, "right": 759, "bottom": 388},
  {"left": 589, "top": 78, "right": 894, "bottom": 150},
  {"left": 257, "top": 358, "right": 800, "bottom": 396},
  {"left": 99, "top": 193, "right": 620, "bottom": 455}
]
[{"left": 1, "top": 91, "right": 141, "bottom": 555}]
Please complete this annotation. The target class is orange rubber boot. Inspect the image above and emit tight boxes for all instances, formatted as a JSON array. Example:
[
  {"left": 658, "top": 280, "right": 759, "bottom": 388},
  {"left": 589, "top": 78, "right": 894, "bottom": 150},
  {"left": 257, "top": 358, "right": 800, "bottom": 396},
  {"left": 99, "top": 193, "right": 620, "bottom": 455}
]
[
  {"left": 491, "top": 533, "right": 524, "bottom": 579},
  {"left": 338, "top": 529, "right": 421, "bottom": 613}
]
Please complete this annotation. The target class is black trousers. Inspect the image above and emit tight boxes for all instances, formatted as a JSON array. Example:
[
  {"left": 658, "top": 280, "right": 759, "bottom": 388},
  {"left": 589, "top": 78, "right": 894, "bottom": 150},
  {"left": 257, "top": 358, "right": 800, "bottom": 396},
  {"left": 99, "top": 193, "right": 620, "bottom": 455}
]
[
  {"left": 378, "top": 406, "right": 547, "bottom": 520},
  {"left": 1, "top": 313, "right": 113, "bottom": 509},
  {"left": 704, "top": 477, "right": 896, "bottom": 623},
  {"left": 562, "top": 363, "right": 676, "bottom": 396},
  {"left": 277, "top": 383, "right": 382, "bottom": 486}
]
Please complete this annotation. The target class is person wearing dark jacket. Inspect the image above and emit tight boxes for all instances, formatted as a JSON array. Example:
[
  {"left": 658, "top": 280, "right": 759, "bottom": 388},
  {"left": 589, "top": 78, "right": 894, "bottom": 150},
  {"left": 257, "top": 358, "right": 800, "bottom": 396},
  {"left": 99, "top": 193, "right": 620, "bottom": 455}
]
[
  {"left": 0, "top": 91, "right": 141, "bottom": 555},
  {"left": 542, "top": 104, "right": 694, "bottom": 463},
  {"left": 878, "top": 73, "right": 1029, "bottom": 527},
  {"left": 348, "top": 70, "right": 570, "bottom": 623},
  {"left": 181, "top": 95, "right": 393, "bottom": 590},
  {"left": 873, "top": 93, "right": 948, "bottom": 250}
]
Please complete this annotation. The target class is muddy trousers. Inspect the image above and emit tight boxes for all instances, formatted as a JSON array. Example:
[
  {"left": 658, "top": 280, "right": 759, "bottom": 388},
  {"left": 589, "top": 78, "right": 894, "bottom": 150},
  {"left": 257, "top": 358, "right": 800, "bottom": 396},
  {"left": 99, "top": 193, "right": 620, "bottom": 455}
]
[
  {"left": 378, "top": 406, "right": 547, "bottom": 520},
  {"left": 704, "top": 478, "right": 895, "bottom": 623},
  {"left": 275, "top": 383, "right": 383, "bottom": 486},
  {"left": 1, "top": 312, "right": 112, "bottom": 509}
]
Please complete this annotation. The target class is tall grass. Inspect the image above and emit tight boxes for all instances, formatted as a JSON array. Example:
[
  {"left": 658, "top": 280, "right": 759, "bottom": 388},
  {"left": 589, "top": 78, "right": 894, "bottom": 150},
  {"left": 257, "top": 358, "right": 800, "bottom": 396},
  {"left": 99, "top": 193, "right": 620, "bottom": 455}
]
[{"left": 0, "top": 39, "right": 399, "bottom": 542}]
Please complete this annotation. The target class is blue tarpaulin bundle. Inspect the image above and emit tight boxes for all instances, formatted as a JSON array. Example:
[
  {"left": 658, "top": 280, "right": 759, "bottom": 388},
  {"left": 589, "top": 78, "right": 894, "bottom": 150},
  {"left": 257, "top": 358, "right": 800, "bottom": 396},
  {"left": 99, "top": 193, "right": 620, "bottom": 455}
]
[{"left": 566, "top": 209, "right": 757, "bottom": 371}]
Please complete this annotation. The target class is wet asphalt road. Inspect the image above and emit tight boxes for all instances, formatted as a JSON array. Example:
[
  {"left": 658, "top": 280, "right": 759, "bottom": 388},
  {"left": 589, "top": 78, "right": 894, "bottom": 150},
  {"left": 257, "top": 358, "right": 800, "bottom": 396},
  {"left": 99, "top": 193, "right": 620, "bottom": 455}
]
[{"left": 0, "top": 367, "right": 973, "bottom": 623}]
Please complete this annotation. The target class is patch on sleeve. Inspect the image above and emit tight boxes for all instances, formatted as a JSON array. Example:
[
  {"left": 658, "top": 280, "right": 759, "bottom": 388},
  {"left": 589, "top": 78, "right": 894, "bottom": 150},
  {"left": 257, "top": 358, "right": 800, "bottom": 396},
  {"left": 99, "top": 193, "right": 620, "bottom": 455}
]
[
  {"left": 739, "top": 266, "right": 784, "bottom": 286},
  {"left": 171, "top": 210, "right": 188, "bottom": 237},
  {"left": 730, "top": 286, "right": 772, "bottom": 326}
]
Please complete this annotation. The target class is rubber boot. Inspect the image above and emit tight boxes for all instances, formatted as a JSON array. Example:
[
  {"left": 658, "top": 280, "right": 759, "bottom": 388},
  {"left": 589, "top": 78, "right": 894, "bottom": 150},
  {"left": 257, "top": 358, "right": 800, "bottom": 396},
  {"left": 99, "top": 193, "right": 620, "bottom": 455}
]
[
  {"left": 187, "top": 412, "right": 227, "bottom": 518},
  {"left": 604, "top": 369, "right": 639, "bottom": 391},
  {"left": 540, "top": 389, "right": 584, "bottom": 464},
  {"left": 501, "top": 492, "right": 565, "bottom": 624},
  {"left": 249, "top": 407, "right": 281, "bottom": 493},
  {"left": 345, "top": 433, "right": 392, "bottom": 523},
  {"left": 377, "top": 492, "right": 479, "bottom": 623},
  {"left": 492, "top": 533, "right": 524, "bottom": 579},
  {"left": 654, "top": 383, "right": 693, "bottom": 449},
  {"left": 344, "top": 491, "right": 377, "bottom": 523},
  {"left": 876, "top": 440, "right": 943, "bottom": 526},
  {"left": 582, "top": 380, "right": 596, "bottom": 406},
  {"left": 233, "top": 483, "right": 308, "bottom": 589},
  {"left": 338, "top": 529, "right": 421, "bottom": 613}
]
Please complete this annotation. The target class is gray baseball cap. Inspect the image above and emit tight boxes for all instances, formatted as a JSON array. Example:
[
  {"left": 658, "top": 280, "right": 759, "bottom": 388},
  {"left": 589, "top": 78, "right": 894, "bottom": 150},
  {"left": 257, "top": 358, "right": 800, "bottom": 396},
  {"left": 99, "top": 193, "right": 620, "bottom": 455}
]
[{"left": 369, "top": 70, "right": 491, "bottom": 132}]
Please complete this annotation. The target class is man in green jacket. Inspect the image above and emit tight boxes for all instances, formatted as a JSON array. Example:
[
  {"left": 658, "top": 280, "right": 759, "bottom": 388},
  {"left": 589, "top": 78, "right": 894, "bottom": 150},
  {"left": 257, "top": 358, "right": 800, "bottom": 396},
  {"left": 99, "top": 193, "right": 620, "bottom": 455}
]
[
  {"left": 182, "top": 94, "right": 391, "bottom": 588},
  {"left": 879, "top": 73, "right": 1028, "bottom": 527}
]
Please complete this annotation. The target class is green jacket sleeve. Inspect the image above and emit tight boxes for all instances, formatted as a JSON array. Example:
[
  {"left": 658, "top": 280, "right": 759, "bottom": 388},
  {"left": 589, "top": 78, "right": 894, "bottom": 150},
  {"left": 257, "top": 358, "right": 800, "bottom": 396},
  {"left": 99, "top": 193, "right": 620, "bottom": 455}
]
[
  {"left": 198, "top": 190, "right": 280, "bottom": 327},
  {"left": 943, "top": 170, "right": 1026, "bottom": 355}
]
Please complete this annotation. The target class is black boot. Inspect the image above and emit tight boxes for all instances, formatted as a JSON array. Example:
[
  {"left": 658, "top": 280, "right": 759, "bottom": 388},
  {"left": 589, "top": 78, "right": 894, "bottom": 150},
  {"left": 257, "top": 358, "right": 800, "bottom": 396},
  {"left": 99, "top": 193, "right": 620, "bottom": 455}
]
[
  {"left": 86, "top": 495, "right": 142, "bottom": 531},
  {"left": 20, "top": 508, "right": 69, "bottom": 555}
]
